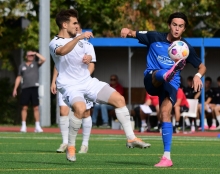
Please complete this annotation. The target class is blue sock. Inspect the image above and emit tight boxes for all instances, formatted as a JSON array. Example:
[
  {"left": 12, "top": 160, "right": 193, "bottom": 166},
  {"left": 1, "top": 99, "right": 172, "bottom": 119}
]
[
  {"left": 155, "top": 69, "right": 167, "bottom": 82},
  {"left": 162, "top": 122, "right": 173, "bottom": 152}
]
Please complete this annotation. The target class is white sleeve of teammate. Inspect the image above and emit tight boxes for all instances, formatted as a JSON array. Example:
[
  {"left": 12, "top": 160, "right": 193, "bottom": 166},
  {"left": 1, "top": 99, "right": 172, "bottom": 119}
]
[{"left": 85, "top": 41, "right": 96, "bottom": 62}]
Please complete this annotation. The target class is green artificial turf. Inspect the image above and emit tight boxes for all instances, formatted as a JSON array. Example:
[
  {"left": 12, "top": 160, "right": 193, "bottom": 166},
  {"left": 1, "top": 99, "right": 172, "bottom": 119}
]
[{"left": 0, "top": 132, "right": 220, "bottom": 174}]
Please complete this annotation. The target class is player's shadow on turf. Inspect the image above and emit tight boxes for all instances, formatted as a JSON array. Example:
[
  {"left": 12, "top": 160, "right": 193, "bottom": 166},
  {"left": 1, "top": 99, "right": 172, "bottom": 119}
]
[{"left": 106, "top": 161, "right": 152, "bottom": 166}]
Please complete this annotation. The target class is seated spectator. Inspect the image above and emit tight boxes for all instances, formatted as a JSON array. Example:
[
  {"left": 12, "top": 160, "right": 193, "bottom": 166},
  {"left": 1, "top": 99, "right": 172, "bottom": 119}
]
[
  {"left": 213, "top": 76, "right": 220, "bottom": 130},
  {"left": 196, "top": 77, "right": 215, "bottom": 130},
  {"left": 183, "top": 76, "right": 196, "bottom": 99},
  {"left": 173, "top": 88, "right": 189, "bottom": 133},
  {"left": 92, "top": 74, "right": 124, "bottom": 128},
  {"left": 183, "top": 76, "right": 198, "bottom": 130},
  {"left": 139, "top": 92, "right": 159, "bottom": 132}
]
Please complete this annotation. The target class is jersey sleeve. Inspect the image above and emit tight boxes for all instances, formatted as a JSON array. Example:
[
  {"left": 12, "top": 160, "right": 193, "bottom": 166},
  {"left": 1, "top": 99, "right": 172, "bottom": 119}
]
[
  {"left": 85, "top": 41, "right": 96, "bottom": 62},
  {"left": 183, "top": 39, "right": 202, "bottom": 68},
  {"left": 49, "top": 38, "right": 64, "bottom": 57},
  {"left": 135, "top": 31, "right": 158, "bottom": 46}
]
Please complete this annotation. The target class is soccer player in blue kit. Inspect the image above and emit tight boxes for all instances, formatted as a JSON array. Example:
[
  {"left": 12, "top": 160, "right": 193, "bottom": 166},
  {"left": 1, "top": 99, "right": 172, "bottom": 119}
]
[{"left": 121, "top": 12, "right": 206, "bottom": 167}]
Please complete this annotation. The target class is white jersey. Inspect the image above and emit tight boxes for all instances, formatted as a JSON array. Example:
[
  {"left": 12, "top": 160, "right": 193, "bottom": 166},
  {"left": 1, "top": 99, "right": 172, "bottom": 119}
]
[{"left": 49, "top": 36, "right": 96, "bottom": 89}]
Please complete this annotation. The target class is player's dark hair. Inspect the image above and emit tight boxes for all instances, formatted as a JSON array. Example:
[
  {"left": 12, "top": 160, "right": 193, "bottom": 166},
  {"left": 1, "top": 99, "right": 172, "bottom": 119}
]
[
  {"left": 205, "top": 76, "right": 212, "bottom": 83},
  {"left": 217, "top": 76, "right": 220, "bottom": 82},
  {"left": 167, "top": 12, "right": 188, "bottom": 27},
  {"left": 187, "top": 76, "right": 193, "bottom": 81},
  {"left": 56, "top": 9, "right": 78, "bottom": 29}
]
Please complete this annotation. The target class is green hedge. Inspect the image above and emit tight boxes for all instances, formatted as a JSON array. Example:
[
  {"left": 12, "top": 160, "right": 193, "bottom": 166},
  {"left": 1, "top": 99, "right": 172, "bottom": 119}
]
[{"left": 0, "top": 78, "right": 18, "bottom": 124}]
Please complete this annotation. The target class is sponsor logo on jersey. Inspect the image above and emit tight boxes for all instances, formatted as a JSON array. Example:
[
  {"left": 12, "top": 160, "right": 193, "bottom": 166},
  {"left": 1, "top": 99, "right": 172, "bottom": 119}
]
[
  {"left": 22, "top": 66, "right": 27, "bottom": 71},
  {"left": 156, "top": 44, "right": 163, "bottom": 47},
  {"left": 139, "top": 31, "right": 148, "bottom": 34},
  {"left": 78, "top": 41, "right": 83, "bottom": 48},
  {"left": 157, "top": 55, "right": 174, "bottom": 65}
]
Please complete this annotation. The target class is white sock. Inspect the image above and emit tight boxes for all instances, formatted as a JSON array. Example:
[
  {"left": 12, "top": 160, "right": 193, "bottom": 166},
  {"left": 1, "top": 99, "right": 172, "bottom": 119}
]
[
  {"left": 35, "top": 121, "right": 40, "bottom": 128},
  {"left": 172, "top": 117, "right": 176, "bottom": 126},
  {"left": 115, "top": 106, "right": 136, "bottom": 140},
  {"left": 22, "top": 121, "right": 26, "bottom": 127},
  {"left": 204, "top": 118, "right": 208, "bottom": 126},
  {"left": 68, "top": 114, "right": 82, "bottom": 146},
  {"left": 163, "top": 151, "right": 171, "bottom": 160},
  {"left": 141, "top": 120, "right": 147, "bottom": 127},
  {"left": 185, "top": 118, "right": 190, "bottom": 126},
  {"left": 206, "top": 105, "right": 212, "bottom": 113},
  {"left": 212, "top": 119, "right": 216, "bottom": 127},
  {"left": 196, "top": 119, "right": 200, "bottom": 127},
  {"left": 59, "top": 116, "right": 69, "bottom": 144},
  {"left": 175, "top": 121, "right": 179, "bottom": 126},
  {"left": 217, "top": 116, "right": 220, "bottom": 124},
  {"left": 82, "top": 116, "right": 92, "bottom": 146}
]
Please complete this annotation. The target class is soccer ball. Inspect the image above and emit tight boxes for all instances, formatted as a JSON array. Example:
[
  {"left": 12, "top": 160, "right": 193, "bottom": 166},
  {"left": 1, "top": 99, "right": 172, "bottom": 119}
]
[{"left": 168, "top": 41, "right": 189, "bottom": 61}]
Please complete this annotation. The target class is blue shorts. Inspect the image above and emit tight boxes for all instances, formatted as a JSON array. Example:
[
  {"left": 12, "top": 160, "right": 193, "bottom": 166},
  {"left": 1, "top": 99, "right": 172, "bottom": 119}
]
[{"left": 144, "top": 72, "right": 177, "bottom": 106}]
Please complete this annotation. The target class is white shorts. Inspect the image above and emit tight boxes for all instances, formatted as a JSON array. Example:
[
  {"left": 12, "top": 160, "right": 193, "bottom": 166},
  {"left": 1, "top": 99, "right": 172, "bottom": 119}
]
[
  {"left": 59, "top": 77, "right": 108, "bottom": 107},
  {"left": 58, "top": 92, "right": 93, "bottom": 110}
]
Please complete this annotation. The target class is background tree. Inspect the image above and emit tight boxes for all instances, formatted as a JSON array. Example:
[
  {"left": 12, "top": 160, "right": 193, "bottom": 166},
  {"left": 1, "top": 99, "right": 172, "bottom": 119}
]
[{"left": 158, "top": 0, "right": 220, "bottom": 37}]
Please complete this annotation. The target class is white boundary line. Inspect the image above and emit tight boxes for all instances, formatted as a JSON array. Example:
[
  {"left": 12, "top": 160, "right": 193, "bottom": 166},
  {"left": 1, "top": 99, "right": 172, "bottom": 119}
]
[{"left": 0, "top": 134, "right": 219, "bottom": 141}]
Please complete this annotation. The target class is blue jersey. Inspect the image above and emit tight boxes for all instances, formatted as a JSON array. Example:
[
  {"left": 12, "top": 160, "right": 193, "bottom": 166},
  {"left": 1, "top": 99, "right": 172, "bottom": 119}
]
[{"left": 136, "top": 31, "right": 201, "bottom": 89}]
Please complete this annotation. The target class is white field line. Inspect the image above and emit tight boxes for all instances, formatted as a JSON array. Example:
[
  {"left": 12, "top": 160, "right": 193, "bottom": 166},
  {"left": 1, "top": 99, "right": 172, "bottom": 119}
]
[
  {"left": 0, "top": 167, "right": 220, "bottom": 171},
  {"left": 0, "top": 134, "right": 219, "bottom": 141}
]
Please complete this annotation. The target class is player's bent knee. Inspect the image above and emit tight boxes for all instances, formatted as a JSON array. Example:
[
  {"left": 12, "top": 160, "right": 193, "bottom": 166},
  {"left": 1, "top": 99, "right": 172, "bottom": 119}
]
[
  {"left": 83, "top": 109, "right": 90, "bottom": 118},
  {"left": 109, "top": 92, "right": 125, "bottom": 108},
  {"left": 73, "top": 102, "right": 86, "bottom": 118}
]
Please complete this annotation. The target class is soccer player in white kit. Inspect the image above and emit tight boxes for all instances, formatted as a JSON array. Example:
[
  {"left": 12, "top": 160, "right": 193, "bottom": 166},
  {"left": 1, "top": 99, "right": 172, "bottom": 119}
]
[
  {"left": 51, "top": 68, "right": 94, "bottom": 153},
  {"left": 51, "top": 23, "right": 94, "bottom": 154},
  {"left": 49, "top": 9, "right": 151, "bottom": 162}
]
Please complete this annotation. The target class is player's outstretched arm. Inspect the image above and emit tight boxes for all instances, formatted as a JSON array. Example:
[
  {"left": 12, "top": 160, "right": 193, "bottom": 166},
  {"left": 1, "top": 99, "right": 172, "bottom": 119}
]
[
  {"left": 192, "top": 63, "right": 206, "bottom": 92},
  {"left": 121, "top": 28, "right": 136, "bottom": 38},
  {"left": 56, "top": 31, "right": 94, "bottom": 56},
  {"left": 51, "top": 66, "right": 58, "bottom": 94}
]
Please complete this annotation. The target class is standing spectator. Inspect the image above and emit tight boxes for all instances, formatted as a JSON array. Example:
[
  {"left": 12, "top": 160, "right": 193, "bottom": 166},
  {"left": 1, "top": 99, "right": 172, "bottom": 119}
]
[
  {"left": 213, "top": 76, "right": 220, "bottom": 130},
  {"left": 92, "top": 75, "right": 124, "bottom": 128},
  {"left": 12, "top": 51, "right": 46, "bottom": 132},
  {"left": 196, "top": 77, "right": 215, "bottom": 130},
  {"left": 173, "top": 88, "right": 189, "bottom": 133}
]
